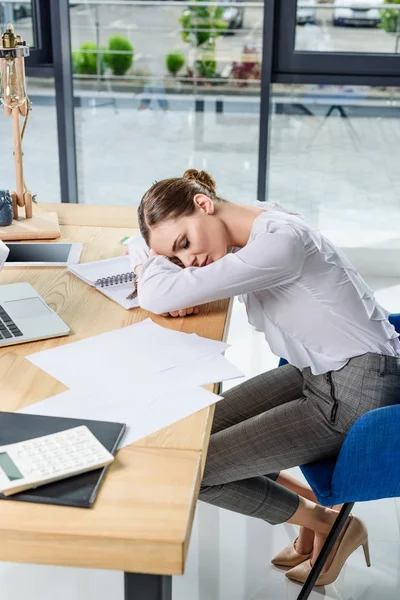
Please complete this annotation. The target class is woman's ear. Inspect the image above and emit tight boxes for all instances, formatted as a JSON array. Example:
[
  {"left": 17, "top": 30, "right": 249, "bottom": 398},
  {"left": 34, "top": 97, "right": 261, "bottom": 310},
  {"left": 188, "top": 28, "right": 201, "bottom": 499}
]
[{"left": 193, "top": 194, "right": 215, "bottom": 215}]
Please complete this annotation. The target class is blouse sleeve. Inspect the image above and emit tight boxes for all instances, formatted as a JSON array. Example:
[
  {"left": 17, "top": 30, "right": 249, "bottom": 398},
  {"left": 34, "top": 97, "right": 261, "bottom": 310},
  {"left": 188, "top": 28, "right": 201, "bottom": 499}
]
[
  {"left": 137, "top": 223, "right": 305, "bottom": 314},
  {"left": 127, "top": 235, "right": 150, "bottom": 272}
]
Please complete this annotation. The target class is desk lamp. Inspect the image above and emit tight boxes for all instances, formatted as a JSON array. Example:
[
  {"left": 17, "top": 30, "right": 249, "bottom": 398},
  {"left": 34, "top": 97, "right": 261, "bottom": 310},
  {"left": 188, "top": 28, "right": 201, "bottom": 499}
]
[
  {"left": 0, "top": 24, "right": 60, "bottom": 240},
  {"left": 0, "top": 24, "right": 32, "bottom": 220}
]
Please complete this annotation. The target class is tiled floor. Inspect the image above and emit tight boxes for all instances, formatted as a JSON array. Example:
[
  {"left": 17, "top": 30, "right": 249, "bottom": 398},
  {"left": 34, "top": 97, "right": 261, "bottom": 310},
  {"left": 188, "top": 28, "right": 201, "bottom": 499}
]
[{"left": 0, "top": 276, "right": 399, "bottom": 600}]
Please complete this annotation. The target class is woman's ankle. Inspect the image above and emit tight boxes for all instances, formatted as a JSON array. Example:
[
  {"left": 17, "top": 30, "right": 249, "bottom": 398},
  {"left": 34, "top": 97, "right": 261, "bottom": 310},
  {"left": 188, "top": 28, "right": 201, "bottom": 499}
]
[
  {"left": 312, "top": 505, "right": 341, "bottom": 535},
  {"left": 296, "top": 527, "right": 314, "bottom": 554},
  {"left": 312, "top": 516, "right": 351, "bottom": 571},
  {"left": 287, "top": 498, "right": 338, "bottom": 535}
]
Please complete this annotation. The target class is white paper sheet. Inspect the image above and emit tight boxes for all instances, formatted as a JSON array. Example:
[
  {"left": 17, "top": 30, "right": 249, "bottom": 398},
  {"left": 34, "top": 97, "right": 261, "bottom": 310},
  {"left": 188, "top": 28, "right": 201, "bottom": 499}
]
[
  {"left": 23, "top": 319, "right": 242, "bottom": 446},
  {"left": 27, "top": 319, "right": 230, "bottom": 390},
  {"left": 144, "top": 353, "right": 243, "bottom": 388},
  {"left": 19, "top": 383, "right": 223, "bottom": 447},
  {"left": 20, "top": 353, "right": 242, "bottom": 420}
]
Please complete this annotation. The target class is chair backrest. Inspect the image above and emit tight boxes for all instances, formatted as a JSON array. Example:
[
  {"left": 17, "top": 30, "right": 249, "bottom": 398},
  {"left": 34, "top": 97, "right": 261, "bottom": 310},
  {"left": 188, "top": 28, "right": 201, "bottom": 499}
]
[
  {"left": 389, "top": 313, "right": 400, "bottom": 335},
  {"left": 329, "top": 312, "right": 400, "bottom": 502},
  {"left": 329, "top": 404, "right": 400, "bottom": 503},
  {"left": 295, "top": 313, "right": 400, "bottom": 504}
]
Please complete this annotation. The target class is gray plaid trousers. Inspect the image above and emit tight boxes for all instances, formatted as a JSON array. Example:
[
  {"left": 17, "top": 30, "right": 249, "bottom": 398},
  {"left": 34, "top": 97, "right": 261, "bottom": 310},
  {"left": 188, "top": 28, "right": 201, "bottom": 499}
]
[{"left": 200, "top": 353, "right": 400, "bottom": 524}]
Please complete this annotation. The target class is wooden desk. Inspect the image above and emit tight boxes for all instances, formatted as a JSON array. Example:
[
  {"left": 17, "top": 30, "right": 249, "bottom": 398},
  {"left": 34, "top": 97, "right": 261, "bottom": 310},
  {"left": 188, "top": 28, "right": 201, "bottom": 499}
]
[{"left": 0, "top": 204, "right": 231, "bottom": 600}]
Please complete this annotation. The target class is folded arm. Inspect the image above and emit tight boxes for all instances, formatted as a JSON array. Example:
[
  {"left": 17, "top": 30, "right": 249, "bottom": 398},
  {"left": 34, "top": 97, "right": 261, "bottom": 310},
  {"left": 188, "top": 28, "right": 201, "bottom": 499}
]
[
  {"left": 137, "top": 225, "right": 305, "bottom": 315},
  {"left": 128, "top": 235, "right": 150, "bottom": 272},
  {"left": 128, "top": 235, "right": 197, "bottom": 317}
]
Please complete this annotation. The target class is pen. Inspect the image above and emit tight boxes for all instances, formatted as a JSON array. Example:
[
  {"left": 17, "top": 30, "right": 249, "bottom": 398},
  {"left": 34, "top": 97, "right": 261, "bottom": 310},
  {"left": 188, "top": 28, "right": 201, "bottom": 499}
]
[{"left": 126, "top": 276, "right": 138, "bottom": 300}]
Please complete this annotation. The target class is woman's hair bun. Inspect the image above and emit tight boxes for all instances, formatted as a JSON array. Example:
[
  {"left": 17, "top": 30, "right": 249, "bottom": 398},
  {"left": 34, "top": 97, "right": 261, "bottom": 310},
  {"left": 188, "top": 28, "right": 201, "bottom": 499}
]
[{"left": 183, "top": 169, "right": 216, "bottom": 196}]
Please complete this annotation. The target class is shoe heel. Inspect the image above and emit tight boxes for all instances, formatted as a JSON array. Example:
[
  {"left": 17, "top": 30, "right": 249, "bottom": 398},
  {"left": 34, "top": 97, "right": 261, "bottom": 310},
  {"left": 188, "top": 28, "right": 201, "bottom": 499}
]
[{"left": 362, "top": 537, "right": 371, "bottom": 567}]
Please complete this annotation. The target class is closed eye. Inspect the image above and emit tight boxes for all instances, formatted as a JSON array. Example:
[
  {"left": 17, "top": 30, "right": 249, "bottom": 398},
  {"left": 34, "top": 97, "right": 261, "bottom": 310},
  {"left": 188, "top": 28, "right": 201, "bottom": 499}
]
[{"left": 182, "top": 238, "right": 190, "bottom": 249}]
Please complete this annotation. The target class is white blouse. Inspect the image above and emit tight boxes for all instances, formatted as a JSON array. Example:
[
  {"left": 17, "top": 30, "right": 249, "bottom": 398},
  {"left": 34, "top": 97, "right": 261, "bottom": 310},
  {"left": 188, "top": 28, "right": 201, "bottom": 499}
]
[{"left": 128, "top": 203, "right": 400, "bottom": 375}]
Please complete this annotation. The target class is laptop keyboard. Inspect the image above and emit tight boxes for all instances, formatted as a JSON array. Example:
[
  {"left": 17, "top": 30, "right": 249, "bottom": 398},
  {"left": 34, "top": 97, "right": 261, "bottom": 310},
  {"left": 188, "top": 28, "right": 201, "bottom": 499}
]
[{"left": 0, "top": 306, "right": 23, "bottom": 339}]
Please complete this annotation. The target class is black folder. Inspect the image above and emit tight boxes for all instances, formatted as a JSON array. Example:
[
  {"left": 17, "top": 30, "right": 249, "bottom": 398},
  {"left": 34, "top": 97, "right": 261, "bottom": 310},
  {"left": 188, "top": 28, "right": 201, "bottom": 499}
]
[{"left": 0, "top": 411, "right": 126, "bottom": 508}]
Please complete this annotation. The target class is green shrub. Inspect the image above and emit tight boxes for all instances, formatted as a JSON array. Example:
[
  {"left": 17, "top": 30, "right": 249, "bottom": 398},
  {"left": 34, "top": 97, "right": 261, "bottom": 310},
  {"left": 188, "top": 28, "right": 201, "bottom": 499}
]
[
  {"left": 166, "top": 50, "right": 185, "bottom": 76},
  {"left": 178, "top": 0, "right": 225, "bottom": 82},
  {"left": 179, "top": 2, "right": 227, "bottom": 47},
  {"left": 72, "top": 42, "right": 106, "bottom": 76},
  {"left": 105, "top": 35, "right": 134, "bottom": 76},
  {"left": 380, "top": 0, "right": 400, "bottom": 32},
  {"left": 195, "top": 57, "right": 217, "bottom": 79},
  {"left": 72, "top": 51, "right": 83, "bottom": 74}
]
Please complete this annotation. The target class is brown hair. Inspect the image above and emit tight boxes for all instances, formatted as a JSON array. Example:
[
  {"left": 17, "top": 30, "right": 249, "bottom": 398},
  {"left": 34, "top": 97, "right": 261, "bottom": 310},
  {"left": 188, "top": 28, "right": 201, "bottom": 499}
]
[{"left": 138, "top": 169, "right": 225, "bottom": 246}]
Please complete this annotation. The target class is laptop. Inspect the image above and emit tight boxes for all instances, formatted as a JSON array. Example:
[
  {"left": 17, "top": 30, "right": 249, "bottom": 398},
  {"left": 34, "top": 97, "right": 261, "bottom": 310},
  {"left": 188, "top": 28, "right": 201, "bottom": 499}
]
[{"left": 0, "top": 241, "right": 70, "bottom": 347}]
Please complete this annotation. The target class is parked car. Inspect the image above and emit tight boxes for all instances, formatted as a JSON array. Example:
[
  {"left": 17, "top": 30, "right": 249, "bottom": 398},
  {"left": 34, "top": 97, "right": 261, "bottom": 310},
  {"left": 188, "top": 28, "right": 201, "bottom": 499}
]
[
  {"left": 221, "top": 0, "right": 244, "bottom": 32},
  {"left": 297, "top": 0, "right": 317, "bottom": 25},
  {"left": 333, "top": 0, "right": 383, "bottom": 26}
]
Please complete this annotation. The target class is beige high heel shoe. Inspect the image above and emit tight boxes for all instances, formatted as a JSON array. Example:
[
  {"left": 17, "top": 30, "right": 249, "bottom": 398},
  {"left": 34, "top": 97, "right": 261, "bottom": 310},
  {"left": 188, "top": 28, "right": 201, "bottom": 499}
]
[
  {"left": 271, "top": 538, "right": 313, "bottom": 568},
  {"left": 285, "top": 516, "right": 370, "bottom": 586}
]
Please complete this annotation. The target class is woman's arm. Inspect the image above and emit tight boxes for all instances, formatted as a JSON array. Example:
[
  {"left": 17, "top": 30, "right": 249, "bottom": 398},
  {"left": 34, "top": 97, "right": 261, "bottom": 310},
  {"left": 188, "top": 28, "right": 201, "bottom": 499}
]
[
  {"left": 138, "top": 224, "right": 305, "bottom": 315},
  {"left": 129, "top": 235, "right": 198, "bottom": 317},
  {"left": 127, "top": 235, "right": 150, "bottom": 273}
]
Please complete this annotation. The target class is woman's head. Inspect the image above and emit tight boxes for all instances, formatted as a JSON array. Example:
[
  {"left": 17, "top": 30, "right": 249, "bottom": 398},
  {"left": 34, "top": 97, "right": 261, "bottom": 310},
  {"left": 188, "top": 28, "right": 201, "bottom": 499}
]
[{"left": 138, "top": 169, "right": 230, "bottom": 268}]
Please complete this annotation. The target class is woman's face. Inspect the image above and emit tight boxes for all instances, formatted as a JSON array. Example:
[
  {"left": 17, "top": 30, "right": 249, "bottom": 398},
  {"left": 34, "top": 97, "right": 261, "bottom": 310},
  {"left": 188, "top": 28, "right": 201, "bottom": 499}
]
[{"left": 149, "top": 195, "right": 229, "bottom": 268}]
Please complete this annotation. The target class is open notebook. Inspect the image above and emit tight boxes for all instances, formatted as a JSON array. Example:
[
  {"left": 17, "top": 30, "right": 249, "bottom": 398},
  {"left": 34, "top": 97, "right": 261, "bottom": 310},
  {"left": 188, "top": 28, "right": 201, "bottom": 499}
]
[{"left": 68, "top": 256, "right": 139, "bottom": 310}]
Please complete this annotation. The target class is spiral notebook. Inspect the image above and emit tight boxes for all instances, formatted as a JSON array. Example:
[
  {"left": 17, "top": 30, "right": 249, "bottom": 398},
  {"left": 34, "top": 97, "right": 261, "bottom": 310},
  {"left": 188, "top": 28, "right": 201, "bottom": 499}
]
[{"left": 68, "top": 256, "right": 139, "bottom": 310}]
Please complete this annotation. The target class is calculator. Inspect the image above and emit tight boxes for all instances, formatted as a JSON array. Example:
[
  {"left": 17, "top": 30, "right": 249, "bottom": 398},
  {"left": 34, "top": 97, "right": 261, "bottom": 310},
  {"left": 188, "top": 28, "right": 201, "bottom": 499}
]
[{"left": 0, "top": 426, "right": 115, "bottom": 496}]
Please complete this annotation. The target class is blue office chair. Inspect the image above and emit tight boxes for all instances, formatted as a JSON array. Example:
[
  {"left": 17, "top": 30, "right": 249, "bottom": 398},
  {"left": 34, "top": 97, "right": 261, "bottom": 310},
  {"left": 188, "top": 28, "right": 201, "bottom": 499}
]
[{"left": 278, "top": 313, "right": 400, "bottom": 600}]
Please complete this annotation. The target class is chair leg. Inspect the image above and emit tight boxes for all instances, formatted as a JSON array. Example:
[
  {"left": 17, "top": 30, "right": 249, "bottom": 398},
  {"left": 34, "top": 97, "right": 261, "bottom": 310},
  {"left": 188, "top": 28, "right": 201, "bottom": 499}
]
[{"left": 296, "top": 502, "right": 354, "bottom": 600}]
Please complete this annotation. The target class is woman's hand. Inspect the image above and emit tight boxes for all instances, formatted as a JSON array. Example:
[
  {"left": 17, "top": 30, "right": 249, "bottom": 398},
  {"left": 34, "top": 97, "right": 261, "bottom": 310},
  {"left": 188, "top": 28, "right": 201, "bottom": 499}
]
[
  {"left": 160, "top": 307, "right": 199, "bottom": 318},
  {"left": 134, "top": 249, "right": 158, "bottom": 276}
]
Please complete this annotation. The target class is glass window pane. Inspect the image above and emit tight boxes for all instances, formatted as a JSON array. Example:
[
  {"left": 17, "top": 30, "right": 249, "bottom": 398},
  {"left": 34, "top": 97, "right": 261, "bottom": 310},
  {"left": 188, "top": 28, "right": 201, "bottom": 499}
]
[
  {"left": 70, "top": 0, "right": 265, "bottom": 205},
  {"left": 270, "top": 83, "right": 400, "bottom": 249},
  {"left": 0, "top": 2, "right": 34, "bottom": 47},
  {"left": 295, "top": 1, "right": 400, "bottom": 54}
]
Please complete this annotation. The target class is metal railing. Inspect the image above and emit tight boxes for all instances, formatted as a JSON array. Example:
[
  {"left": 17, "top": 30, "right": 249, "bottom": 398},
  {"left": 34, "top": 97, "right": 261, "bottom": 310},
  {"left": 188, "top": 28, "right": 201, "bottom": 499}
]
[
  {"left": 67, "top": 0, "right": 400, "bottom": 88},
  {"left": 1, "top": 0, "right": 400, "bottom": 92}
]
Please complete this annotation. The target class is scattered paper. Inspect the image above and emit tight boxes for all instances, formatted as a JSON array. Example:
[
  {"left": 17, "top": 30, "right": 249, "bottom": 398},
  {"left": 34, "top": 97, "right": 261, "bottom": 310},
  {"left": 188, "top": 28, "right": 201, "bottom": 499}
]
[
  {"left": 144, "top": 353, "right": 243, "bottom": 389},
  {"left": 27, "top": 319, "right": 230, "bottom": 391},
  {"left": 19, "top": 383, "right": 224, "bottom": 447},
  {"left": 24, "top": 319, "right": 243, "bottom": 446}
]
